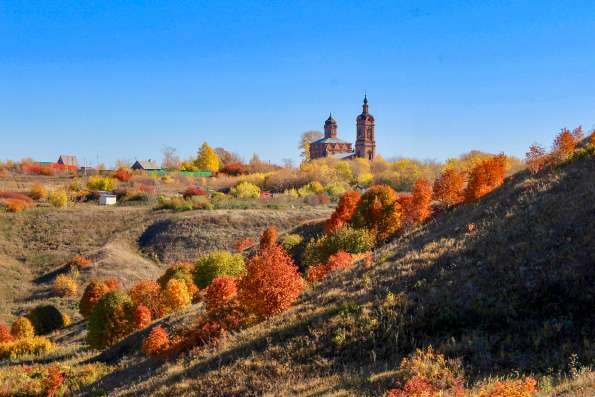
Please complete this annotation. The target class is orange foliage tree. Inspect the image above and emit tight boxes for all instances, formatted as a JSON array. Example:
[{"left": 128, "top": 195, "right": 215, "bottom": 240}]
[
  {"left": 238, "top": 244, "right": 304, "bottom": 319},
  {"left": 432, "top": 169, "right": 467, "bottom": 206},
  {"left": 351, "top": 184, "right": 402, "bottom": 241},
  {"left": 590, "top": 130, "right": 595, "bottom": 145},
  {"left": 525, "top": 143, "right": 548, "bottom": 174},
  {"left": 408, "top": 178, "right": 432, "bottom": 224},
  {"left": 134, "top": 304, "right": 152, "bottom": 329},
  {"left": 325, "top": 191, "right": 361, "bottom": 234},
  {"left": 79, "top": 280, "right": 116, "bottom": 319},
  {"left": 205, "top": 276, "right": 238, "bottom": 312},
  {"left": 129, "top": 280, "right": 162, "bottom": 318},
  {"left": 259, "top": 226, "right": 278, "bottom": 250},
  {"left": 142, "top": 326, "right": 170, "bottom": 356},
  {"left": 464, "top": 154, "right": 507, "bottom": 202},
  {"left": 552, "top": 127, "right": 578, "bottom": 161}
]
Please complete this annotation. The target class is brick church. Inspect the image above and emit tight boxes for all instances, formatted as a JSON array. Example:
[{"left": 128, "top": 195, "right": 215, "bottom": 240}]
[{"left": 309, "top": 95, "right": 376, "bottom": 161}]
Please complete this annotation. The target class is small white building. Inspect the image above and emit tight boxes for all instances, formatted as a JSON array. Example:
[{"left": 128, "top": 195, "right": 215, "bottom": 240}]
[{"left": 99, "top": 193, "right": 117, "bottom": 206}]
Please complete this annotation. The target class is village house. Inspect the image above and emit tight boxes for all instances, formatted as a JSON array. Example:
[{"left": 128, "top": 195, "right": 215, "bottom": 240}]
[
  {"left": 131, "top": 159, "right": 160, "bottom": 171},
  {"left": 57, "top": 155, "right": 78, "bottom": 168}
]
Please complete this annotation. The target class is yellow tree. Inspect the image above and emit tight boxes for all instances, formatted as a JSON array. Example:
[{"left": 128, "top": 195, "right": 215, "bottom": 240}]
[{"left": 194, "top": 142, "right": 221, "bottom": 172}]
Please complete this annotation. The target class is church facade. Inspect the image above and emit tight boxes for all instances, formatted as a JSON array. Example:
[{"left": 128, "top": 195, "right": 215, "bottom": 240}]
[{"left": 309, "top": 95, "right": 376, "bottom": 161}]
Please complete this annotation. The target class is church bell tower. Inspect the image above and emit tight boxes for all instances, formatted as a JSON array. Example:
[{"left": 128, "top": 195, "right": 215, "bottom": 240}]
[{"left": 355, "top": 94, "right": 376, "bottom": 160}]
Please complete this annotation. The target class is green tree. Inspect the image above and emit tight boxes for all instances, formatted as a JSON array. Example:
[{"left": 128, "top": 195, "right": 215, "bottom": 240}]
[{"left": 194, "top": 142, "right": 220, "bottom": 172}]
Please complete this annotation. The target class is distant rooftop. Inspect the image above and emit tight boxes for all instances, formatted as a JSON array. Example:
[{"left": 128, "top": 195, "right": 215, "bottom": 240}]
[{"left": 311, "top": 137, "right": 351, "bottom": 145}]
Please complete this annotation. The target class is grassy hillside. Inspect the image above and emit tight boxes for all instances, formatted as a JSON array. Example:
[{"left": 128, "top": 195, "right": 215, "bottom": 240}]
[
  {"left": 0, "top": 206, "right": 331, "bottom": 324},
  {"left": 73, "top": 149, "right": 595, "bottom": 395}
]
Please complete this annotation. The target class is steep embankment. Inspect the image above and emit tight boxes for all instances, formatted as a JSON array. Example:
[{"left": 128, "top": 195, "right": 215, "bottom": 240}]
[
  {"left": 83, "top": 154, "right": 594, "bottom": 396},
  {"left": 139, "top": 209, "right": 332, "bottom": 263}
]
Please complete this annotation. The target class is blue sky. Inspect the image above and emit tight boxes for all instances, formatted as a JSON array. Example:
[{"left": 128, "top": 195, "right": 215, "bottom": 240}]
[{"left": 1, "top": 1, "right": 595, "bottom": 166}]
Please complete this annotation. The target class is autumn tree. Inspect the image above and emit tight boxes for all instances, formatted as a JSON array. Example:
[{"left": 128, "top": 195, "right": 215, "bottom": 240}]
[
  {"left": 351, "top": 184, "right": 402, "bottom": 241},
  {"left": 205, "top": 276, "right": 238, "bottom": 312},
  {"left": 79, "top": 280, "right": 116, "bottom": 319},
  {"left": 134, "top": 305, "right": 152, "bottom": 329},
  {"left": 464, "top": 154, "right": 507, "bottom": 202},
  {"left": 432, "top": 169, "right": 466, "bottom": 206},
  {"left": 525, "top": 143, "right": 548, "bottom": 174},
  {"left": 325, "top": 191, "right": 361, "bottom": 234},
  {"left": 552, "top": 128, "right": 577, "bottom": 161},
  {"left": 129, "top": 280, "right": 162, "bottom": 318},
  {"left": 238, "top": 244, "right": 304, "bottom": 319},
  {"left": 298, "top": 130, "right": 323, "bottom": 161},
  {"left": 194, "top": 142, "right": 220, "bottom": 172},
  {"left": 408, "top": 178, "right": 433, "bottom": 223},
  {"left": 259, "top": 226, "right": 278, "bottom": 250},
  {"left": 142, "top": 326, "right": 170, "bottom": 356}
]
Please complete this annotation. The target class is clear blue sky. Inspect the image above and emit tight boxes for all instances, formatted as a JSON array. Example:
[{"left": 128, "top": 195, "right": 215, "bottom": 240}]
[{"left": 1, "top": 1, "right": 595, "bottom": 166}]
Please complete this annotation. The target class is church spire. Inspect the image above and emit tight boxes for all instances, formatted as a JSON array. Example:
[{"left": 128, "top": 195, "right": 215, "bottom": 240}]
[{"left": 362, "top": 93, "right": 369, "bottom": 114}]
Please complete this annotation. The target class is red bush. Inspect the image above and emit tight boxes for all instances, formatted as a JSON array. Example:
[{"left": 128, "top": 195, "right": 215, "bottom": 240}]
[
  {"left": 205, "top": 276, "right": 238, "bottom": 312},
  {"left": 22, "top": 164, "right": 54, "bottom": 176},
  {"left": 183, "top": 186, "right": 207, "bottom": 198},
  {"left": 408, "top": 178, "right": 432, "bottom": 224},
  {"left": 306, "top": 251, "right": 353, "bottom": 283},
  {"left": 432, "top": 169, "right": 466, "bottom": 207},
  {"left": 306, "top": 263, "right": 327, "bottom": 283},
  {"left": 325, "top": 191, "right": 361, "bottom": 234},
  {"left": 114, "top": 168, "right": 133, "bottom": 182},
  {"left": 525, "top": 144, "right": 548, "bottom": 174},
  {"left": 259, "top": 226, "right": 278, "bottom": 251},
  {"left": 79, "top": 280, "right": 117, "bottom": 319},
  {"left": 71, "top": 255, "right": 92, "bottom": 269},
  {"left": 129, "top": 280, "right": 162, "bottom": 318},
  {"left": 238, "top": 245, "right": 304, "bottom": 319},
  {"left": 464, "top": 154, "right": 506, "bottom": 202},
  {"left": 134, "top": 304, "right": 152, "bottom": 329},
  {"left": 142, "top": 326, "right": 170, "bottom": 356},
  {"left": 220, "top": 162, "right": 247, "bottom": 176},
  {"left": 552, "top": 127, "right": 577, "bottom": 161},
  {"left": 326, "top": 251, "right": 354, "bottom": 272},
  {"left": 43, "top": 365, "right": 64, "bottom": 397},
  {"left": 0, "top": 324, "right": 13, "bottom": 343}
]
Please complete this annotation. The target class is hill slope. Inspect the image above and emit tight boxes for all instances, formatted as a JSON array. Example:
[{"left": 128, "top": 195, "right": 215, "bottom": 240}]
[{"left": 75, "top": 153, "right": 595, "bottom": 395}]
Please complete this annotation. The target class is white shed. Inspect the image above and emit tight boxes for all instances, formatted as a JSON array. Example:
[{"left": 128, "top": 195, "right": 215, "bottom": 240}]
[{"left": 99, "top": 193, "right": 117, "bottom": 206}]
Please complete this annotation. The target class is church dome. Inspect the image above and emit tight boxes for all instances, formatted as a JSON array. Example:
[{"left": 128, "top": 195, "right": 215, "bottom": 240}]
[
  {"left": 325, "top": 113, "right": 337, "bottom": 126},
  {"left": 357, "top": 95, "right": 374, "bottom": 122}
]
